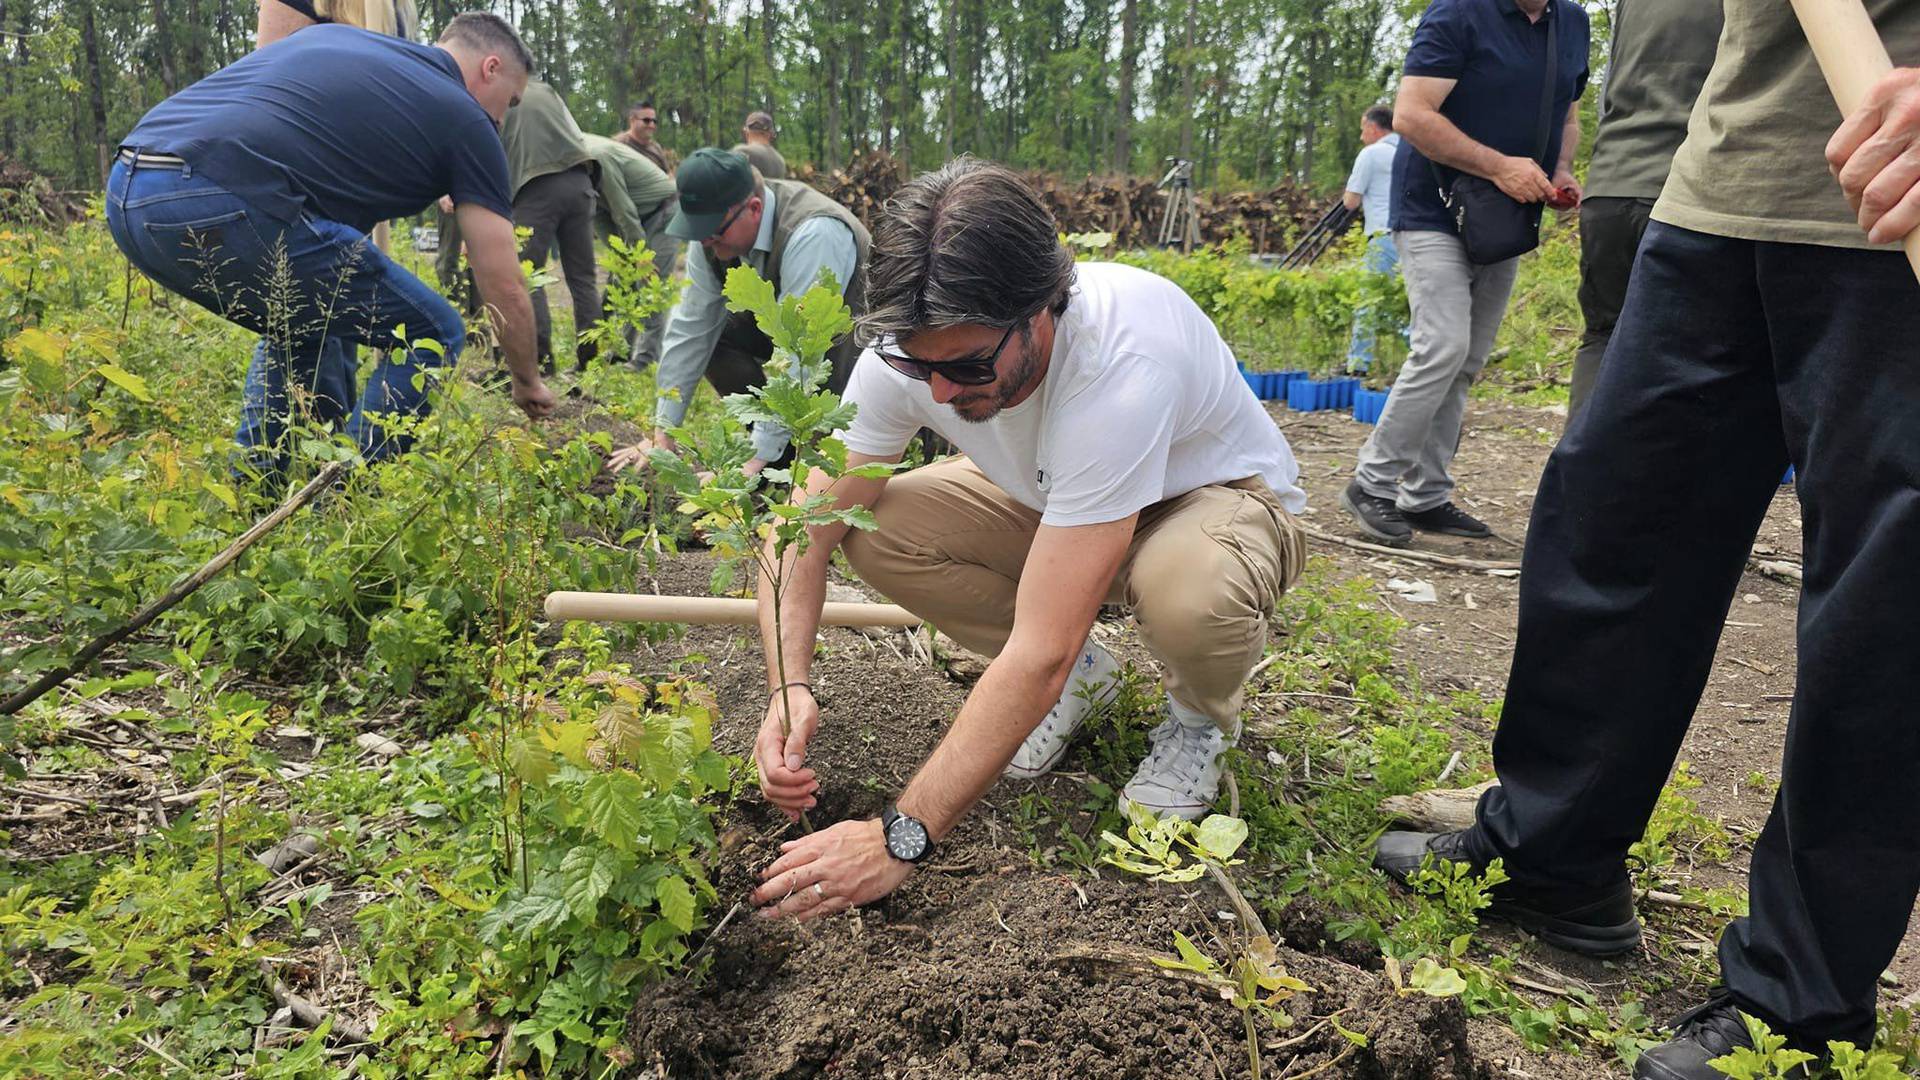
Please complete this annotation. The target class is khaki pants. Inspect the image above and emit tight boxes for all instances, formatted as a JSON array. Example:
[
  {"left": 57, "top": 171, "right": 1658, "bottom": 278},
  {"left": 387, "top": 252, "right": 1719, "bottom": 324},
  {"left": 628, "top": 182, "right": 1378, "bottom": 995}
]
[{"left": 843, "top": 457, "right": 1306, "bottom": 732}]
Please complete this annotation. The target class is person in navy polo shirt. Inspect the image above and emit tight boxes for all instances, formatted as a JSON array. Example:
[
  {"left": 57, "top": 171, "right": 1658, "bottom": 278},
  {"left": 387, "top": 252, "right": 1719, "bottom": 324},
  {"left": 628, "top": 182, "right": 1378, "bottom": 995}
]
[
  {"left": 106, "top": 12, "right": 554, "bottom": 482},
  {"left": 1342, "top": 0, "right": 1588, "bottom": 547}
]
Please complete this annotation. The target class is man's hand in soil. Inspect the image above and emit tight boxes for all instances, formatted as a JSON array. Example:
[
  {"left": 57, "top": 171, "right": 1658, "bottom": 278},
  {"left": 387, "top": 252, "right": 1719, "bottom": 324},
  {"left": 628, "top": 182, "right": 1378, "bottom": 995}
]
[
  {"left": 751, "top": 818, "right": 911, "bottom": 921},
  {"left": 512, "top": 375, "right": 555, "bottom": 419},
  {"left": 1829, "top": 67, "right": 1920, "bottom": 245},
  {"left": 608, "top": 432, "right": 673, "bottom": 473},
  {"left": 756, "top": 685, "right": 819, "bottom": 822}
]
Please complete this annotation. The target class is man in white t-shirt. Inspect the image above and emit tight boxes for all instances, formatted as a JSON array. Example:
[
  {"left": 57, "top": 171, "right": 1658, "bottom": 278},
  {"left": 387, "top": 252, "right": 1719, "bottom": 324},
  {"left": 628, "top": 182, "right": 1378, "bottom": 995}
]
[
  {"left": 747, "top": 158, "right": 1309, "bottom": 921},
  {"left": 1342, "top": 103, "right": 1403, "bottom": 373}
]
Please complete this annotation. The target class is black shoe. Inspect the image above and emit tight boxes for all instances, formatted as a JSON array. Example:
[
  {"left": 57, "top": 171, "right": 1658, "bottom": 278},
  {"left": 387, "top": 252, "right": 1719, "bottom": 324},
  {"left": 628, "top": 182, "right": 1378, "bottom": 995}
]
[
  {"left": 1634, "top": 992, "right": 1808, "bottom": 1080},
  {"left": 1340, "top": 481, "right": 1412, "bottom": 546},
  {"left": 1401, "top": 502, "right": 1493, "bottom": 538},
  {"left": 1373, "top": 827, "right": 1643, "bottom": 956}
]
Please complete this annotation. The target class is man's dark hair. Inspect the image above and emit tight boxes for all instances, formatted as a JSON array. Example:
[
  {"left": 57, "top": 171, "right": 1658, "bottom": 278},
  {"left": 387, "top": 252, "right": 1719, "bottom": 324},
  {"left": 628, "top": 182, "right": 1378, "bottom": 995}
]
[
  {"left": 859, "top": 156, "right": 1075, "bottom": 347},
  {"left": 438, "top": 12, "right": 533, "bottom": 73},
  {"left": 1364, "top": 104, "right": 1394, "bottom": 131},
  {"left": 629, "top": 101, "right": 657, "bottom": 120}
]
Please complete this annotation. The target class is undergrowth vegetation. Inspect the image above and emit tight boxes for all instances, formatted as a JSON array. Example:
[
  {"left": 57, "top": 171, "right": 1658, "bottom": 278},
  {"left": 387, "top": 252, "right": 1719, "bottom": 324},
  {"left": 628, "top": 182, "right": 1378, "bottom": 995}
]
[{"left": 1, "top": 206, "right": 1905, "bottom": 1080}]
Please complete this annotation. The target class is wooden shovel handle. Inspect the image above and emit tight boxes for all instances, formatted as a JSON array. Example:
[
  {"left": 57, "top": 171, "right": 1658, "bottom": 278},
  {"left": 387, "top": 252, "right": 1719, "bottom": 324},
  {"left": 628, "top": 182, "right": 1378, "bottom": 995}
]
[
  {"left": 543, "top": 591, "right": 923, "bottom": 628},
  {"left": 1789, "top": 0, "right": 1920, "bottom": 280}
]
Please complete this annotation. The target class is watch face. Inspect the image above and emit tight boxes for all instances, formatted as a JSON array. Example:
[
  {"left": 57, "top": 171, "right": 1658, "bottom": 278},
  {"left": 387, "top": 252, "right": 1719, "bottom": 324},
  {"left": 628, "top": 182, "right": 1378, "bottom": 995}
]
[{"left": 887, "top": 816, "right": 929, "bottom": 861}]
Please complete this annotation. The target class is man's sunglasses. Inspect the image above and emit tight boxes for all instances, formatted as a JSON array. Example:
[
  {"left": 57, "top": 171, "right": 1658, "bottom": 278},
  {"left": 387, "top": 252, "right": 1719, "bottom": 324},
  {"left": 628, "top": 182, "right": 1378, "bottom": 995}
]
[{"left": 876, "top": 321, "right": 1018, "bottom": 386}]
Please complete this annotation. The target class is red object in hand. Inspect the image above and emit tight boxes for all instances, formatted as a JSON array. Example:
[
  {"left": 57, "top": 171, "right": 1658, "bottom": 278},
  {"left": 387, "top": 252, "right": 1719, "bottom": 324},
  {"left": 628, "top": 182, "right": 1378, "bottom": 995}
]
[{"left": 1546, "top": 186, "right": 1581, "bottom": 210}]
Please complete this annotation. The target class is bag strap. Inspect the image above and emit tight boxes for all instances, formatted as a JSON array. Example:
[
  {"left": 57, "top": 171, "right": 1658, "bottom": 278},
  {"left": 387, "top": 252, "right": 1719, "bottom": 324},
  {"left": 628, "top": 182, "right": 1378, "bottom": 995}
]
[
  {"left": 1430, "top": 4, "right": 1563, "bottom": 196},
  {"left": 1533, "top": 5, "right": 1560, "bottom": 167}
]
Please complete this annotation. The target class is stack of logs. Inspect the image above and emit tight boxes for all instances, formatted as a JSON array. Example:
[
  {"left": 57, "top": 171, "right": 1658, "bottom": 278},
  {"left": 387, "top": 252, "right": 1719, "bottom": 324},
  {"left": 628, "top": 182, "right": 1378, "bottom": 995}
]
[
  {"left": 0, "top": 154, "right": 86, "bottom": 226},
  {"left": 791, "top": 150, "right": 1322, "bottom": 254}
]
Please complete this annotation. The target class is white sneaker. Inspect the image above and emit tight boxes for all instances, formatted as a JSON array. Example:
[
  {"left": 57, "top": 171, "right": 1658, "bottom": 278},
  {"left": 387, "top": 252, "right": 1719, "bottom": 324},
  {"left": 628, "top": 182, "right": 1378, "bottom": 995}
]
[
  {"left": 1004, "top": 641, "right": 1122, "bottom": 779},
  {"left": 1118, "top": 713, "right": 1238, "bottom": 821}
]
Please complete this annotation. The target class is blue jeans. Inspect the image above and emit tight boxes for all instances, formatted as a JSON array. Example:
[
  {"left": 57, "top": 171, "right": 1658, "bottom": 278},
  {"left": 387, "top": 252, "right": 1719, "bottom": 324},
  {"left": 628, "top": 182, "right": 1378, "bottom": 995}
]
[
  {"left": 1345, "top": 232, "right": 1402, "bottom": 373},
  {"left": 105, "top": 156, "right": 464, "bottom": 476}
]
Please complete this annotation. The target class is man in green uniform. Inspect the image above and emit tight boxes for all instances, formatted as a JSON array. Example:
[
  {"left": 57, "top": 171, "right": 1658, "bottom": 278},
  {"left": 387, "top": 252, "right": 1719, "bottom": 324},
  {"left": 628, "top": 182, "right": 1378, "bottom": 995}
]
[
  {"left": 1568, "top": 0, "right": 1722, "bottom": 418},
  {"left": 502, "top": 78, "right": 601, "bottom": 372},
  {"left": 581, "top": 132, "right": 679, "bottom": 368}
]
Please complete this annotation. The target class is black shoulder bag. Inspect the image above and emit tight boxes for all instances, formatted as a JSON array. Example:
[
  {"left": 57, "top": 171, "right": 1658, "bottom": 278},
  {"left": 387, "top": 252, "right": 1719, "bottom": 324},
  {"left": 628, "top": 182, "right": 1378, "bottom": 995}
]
[{"left": 1431, "top": 8, "right": 1559, "bottom": 265}]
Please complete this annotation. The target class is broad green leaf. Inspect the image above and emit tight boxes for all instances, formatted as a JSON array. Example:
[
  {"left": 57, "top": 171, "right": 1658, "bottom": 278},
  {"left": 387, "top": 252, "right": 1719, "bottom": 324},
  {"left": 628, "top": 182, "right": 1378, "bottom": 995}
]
[
  {"left": 579, "top": 771, "right": 648, "bottom": 850},
  {"left": 557, "top": 845, "right": 622, "bottom": 919},
  {"left": 202, "top": 479, "right": 237, "bottom": 512},
  {"left": 1405, "top": 958, "right": 1467, "bottom": 998},
  {"left": 96, "top": 363, "right": 153, "bottom": 401},
  {"left": 656, "top": 873, "right": 696, "bottom": 933},
  {"left": 1193, "top": 814, "right": 1249, "bottom": 861}
]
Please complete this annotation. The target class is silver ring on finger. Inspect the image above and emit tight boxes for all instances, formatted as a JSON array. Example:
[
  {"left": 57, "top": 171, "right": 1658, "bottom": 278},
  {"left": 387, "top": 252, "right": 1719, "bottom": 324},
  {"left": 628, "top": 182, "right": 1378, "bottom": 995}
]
[{"left": 812, "top": 882, "right": 826, "bottom": 900}]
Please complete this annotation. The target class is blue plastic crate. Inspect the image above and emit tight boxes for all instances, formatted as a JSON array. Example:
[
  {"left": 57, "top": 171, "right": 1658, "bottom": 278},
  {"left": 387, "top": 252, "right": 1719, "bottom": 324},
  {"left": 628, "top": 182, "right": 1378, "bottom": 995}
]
[
  {"left": 1353, "top": 386, "right": 1392, "bottom": 424},
  {"left": 1287, "top": 377, "right": 1320, "bottom": 411}
]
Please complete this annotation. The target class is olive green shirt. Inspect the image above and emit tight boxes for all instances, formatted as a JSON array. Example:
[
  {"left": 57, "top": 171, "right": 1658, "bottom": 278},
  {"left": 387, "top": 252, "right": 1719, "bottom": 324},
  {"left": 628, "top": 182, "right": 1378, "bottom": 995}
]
[
  {"left": 581, "top": 133, "right": 675, "bottom": 243},
  {"left": 1654, "top": 0, "right": 1920, "bottom": 248},
  {"left": 1584, "top": 0, "right": 1723, "bottom": 199},
  {"left": 501, "top": 79, "right": 591, "bottom": 198},
  {"left": 731, "top": 141, "right": 788, "bottom": 179}
]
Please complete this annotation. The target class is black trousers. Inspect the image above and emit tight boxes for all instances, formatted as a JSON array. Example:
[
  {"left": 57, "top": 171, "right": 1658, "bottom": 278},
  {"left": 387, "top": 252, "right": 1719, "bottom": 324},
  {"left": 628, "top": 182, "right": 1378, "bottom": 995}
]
[
  {"left": 1568, "top": 196, "right": 1654, "bottom": 421},
  {"left": 513, "top": 166, "right": 602, "bottom": 369},
  {"left": 1475, "top": 222, "right": 1920, "bottom": 1048}
]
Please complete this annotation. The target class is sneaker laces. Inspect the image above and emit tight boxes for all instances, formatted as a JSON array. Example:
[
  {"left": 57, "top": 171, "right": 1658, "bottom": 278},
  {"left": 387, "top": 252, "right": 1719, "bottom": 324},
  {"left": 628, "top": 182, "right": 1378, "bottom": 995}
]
[
  {"left": 1667, "top": 989, "right": 1752, "bottom": 1059},
  {"left": 1139, "top": 717, "right": 1228, "bottom": 794}
]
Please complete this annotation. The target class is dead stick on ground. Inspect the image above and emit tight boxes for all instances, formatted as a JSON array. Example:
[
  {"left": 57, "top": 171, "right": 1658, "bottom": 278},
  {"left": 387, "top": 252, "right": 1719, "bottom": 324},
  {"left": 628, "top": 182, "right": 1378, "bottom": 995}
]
[
  {"left": 0, "top": 461, "right": 347, "bottom": 717},
  {"left": 246, "top": 932, "right": 371, "bottom": 1045},
  {"left": 1297, "top": 524, "right": 1521, "bottom": 573}
]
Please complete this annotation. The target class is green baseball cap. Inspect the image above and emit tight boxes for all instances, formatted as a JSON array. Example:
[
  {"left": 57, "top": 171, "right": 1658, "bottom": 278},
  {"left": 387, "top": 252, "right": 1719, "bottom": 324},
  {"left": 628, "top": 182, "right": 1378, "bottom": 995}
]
[{"left": 667, "top": 147, "right": 756, "bottom": 242}]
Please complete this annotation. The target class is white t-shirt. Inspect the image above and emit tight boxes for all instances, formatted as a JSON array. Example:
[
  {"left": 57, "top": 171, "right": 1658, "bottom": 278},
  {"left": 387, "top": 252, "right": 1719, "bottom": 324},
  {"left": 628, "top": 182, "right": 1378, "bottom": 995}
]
[{"left": 839, "top": 262, "right": 1306, "bottom": 528}]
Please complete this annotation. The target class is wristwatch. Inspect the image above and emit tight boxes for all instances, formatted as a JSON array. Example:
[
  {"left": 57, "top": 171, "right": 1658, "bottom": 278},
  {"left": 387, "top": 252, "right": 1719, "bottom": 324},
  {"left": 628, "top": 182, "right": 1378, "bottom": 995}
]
[{"left": 881, "top": 804, "right": 932, "bottom": 864}]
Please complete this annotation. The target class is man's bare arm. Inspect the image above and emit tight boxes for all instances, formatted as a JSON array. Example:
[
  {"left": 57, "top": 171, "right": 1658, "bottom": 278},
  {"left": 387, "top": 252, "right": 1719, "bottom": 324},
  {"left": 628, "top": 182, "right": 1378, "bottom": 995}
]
[
  {"left": 1342, "top": 190, "right": 1363, "bottom": 211},
  {"left": 456, "top": 203, "right": 552, "bottom": 417},
  {"left": 1396, "top": 75, "right": 1555, "bottom": 204},
  {"left": 894, "top": 515, "right": 1136, "bottom": 840}
]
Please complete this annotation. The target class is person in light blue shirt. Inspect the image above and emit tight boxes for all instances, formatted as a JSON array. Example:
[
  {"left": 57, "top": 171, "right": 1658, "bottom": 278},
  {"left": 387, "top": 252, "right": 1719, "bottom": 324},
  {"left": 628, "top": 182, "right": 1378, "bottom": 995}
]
[
  {"left": 1343, "top": 103, "right": 1404, "bottom": 373},
  {"left": 609, "top": 147, "right": 869, "bottom": 475}
]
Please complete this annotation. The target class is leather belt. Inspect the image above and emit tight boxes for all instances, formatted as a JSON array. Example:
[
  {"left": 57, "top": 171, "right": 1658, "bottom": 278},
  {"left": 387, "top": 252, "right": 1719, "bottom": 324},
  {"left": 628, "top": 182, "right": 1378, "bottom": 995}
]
[{"left": 116, "top": 149, "right": 187, "bottom": 168}]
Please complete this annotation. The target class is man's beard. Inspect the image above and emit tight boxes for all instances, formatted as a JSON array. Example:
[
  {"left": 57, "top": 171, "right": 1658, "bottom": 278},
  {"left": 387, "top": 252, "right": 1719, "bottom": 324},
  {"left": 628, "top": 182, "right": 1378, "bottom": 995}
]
[{"left": 949, "top": 331, "right": 1043, "bottom": 423}]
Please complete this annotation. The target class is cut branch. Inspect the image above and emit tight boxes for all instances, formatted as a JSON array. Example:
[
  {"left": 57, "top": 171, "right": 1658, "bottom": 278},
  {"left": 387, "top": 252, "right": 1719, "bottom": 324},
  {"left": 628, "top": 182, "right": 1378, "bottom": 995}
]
[{"left": 1, "top": 462, "right": 347, "bottom": 717}]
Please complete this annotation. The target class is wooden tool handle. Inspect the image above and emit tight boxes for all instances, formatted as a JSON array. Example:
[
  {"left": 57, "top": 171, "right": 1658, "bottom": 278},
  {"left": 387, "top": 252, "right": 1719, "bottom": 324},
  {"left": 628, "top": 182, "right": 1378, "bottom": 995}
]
[
  {"left": 543, "top": 591, "right": 923, "bottom": 628},
  {"left": 1789, "top": 0, "right": 1920, "bottom": 279}
]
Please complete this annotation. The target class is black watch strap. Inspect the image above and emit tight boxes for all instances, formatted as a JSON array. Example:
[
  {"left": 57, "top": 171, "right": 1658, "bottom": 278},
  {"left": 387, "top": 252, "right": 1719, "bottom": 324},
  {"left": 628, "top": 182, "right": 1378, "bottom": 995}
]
[{"left": 881, "top": 804, "right": 933, "bottom": 864}]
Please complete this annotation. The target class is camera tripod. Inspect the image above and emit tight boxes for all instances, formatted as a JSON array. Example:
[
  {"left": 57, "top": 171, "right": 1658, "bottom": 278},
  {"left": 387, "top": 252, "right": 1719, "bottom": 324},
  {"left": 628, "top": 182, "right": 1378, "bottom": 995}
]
[{"left": 1156, "top": 157, "right": 1201, "bottom": 252}]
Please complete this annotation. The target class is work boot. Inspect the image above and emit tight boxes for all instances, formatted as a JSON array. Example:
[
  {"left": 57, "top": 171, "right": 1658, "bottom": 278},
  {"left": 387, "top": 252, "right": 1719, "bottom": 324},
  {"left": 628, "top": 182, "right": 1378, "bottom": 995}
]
[
  {"left": 1634, "top": 991, "right": 1810, "bottom": 1080},
  {"left": 1004, "top": 640, "right": 1122, "bottom": 779},
  {"left": 1340, "top": 480, "right": 1412, "bottom": 546},
  {"left": 1402, "top": 501, "right": 1493, "bottom": 538},
  {"left": 1118, "top": 712, "right": 1238, "bottom": 821},
  {"left": 1374, "top": 827, "right": 1643, "bottom": 956}
]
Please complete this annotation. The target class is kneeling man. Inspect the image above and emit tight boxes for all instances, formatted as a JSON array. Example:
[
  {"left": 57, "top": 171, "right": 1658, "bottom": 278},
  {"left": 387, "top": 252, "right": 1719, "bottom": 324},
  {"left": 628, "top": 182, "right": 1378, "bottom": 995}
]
[{"left": 748, "top": 158, "right": 1307, "bottom": 920}]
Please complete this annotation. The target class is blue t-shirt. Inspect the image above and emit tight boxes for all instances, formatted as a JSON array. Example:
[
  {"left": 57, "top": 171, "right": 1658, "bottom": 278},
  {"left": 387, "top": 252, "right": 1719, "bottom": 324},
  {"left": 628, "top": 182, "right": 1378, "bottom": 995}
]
[
  {"left": 123, "top": 25, "right": 513, "bottom": 234},
  {"left": 1388, "top": 0, "right": 1590, "bottom": 235}
]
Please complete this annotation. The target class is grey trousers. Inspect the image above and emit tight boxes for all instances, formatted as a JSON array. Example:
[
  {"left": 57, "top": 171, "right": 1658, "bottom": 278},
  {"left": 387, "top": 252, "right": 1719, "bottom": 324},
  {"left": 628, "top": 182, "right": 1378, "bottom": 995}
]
[
  {"left": 628, "top": 201, "right": 682, "bottom": 369},
  {"left": 1353, "top": 229, "right": 1519, "bottom": 512}
]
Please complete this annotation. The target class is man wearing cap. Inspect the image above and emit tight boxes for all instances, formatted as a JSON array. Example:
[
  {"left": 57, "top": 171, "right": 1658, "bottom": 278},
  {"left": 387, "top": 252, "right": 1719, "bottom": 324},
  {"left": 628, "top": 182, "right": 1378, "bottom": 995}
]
[
  {"left": 609, "top": 147, "right": 868, "bottom": 476},
  {"left": 580, "top": 132, "right": 679, "bottom": 369},
  {"left": 732, "top": 111, "right": 787, "bottom": 179}
]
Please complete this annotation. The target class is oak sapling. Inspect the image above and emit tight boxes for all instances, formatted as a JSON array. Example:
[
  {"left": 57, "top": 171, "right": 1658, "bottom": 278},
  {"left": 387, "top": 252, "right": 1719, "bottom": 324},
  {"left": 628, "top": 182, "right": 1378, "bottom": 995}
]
[{"left": 646, "top": 266, "right": 902, "bottom": 813}]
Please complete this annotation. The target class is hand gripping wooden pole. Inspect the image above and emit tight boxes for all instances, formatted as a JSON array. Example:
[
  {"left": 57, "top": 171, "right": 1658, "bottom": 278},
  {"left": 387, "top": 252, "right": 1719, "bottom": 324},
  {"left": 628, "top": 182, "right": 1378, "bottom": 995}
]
[
  {"left": 1790, "top": 0, "right": 1920, "bottom": 281},
  {"left": 543, "top": 591, "right": 923, "bottom": 628}
]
